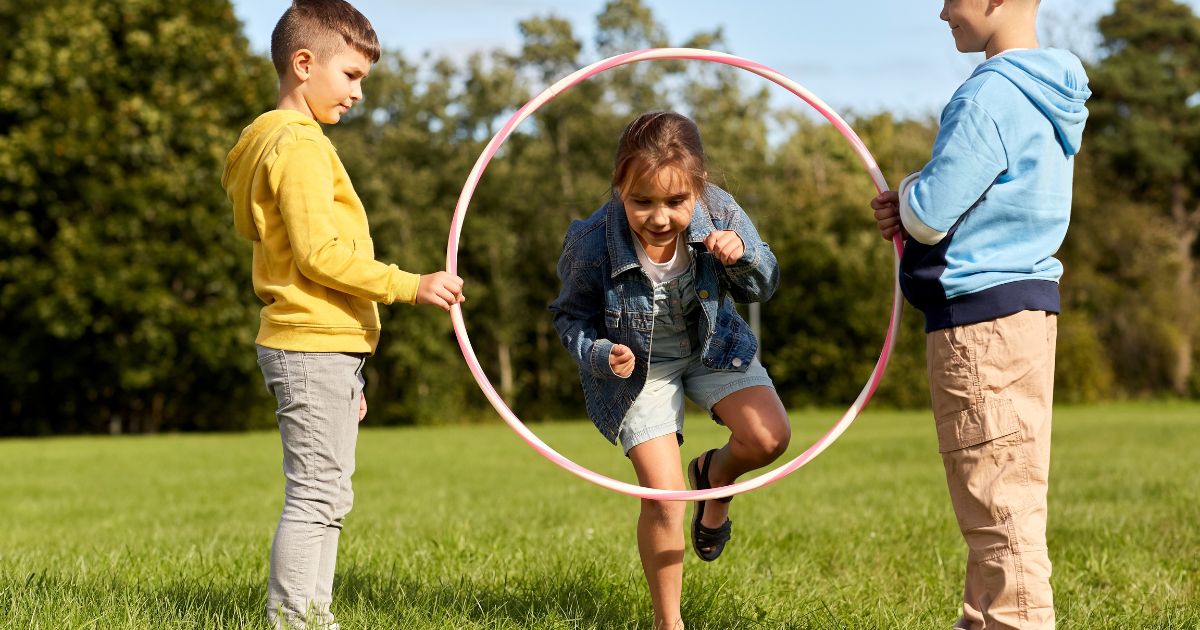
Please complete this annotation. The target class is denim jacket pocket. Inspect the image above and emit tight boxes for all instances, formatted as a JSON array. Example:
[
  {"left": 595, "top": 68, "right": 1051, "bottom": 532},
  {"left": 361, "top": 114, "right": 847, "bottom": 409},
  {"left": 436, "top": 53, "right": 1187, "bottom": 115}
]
[
  {"left": 627, "top": 311, "right": 654, "bottom": 332},
  {"left": 703, "top": 307, "right": 755, "bottom": 370},
  {"left": 604, "top": 308, "right": 621, "bottom": 335}
]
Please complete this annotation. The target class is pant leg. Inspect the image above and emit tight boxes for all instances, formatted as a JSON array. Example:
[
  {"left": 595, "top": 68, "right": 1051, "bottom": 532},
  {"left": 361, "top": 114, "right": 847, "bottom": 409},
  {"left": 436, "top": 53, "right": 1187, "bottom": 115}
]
[
  {"left": 927, "top": 311, "right": 1056, "bottom": 630},
  {"left": 313, "top": 357, "right": 365, "bottom": 614},
  {"left": 258, "top": 347, "right": 363, "bottom": 628}
]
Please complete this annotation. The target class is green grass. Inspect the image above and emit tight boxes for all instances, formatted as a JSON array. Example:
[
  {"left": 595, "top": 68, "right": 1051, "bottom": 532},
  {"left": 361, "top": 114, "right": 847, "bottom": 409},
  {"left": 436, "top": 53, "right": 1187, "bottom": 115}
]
[{"left": 1, "top": 403, "right": 1197, "bottom": 629}]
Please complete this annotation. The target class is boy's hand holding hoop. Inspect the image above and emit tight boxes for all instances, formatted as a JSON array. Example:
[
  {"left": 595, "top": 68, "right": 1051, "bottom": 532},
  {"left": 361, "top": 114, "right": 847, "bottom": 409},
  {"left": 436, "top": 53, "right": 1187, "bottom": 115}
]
[{"left": 416, "top": 271, "right": 466, "bottom": 312}]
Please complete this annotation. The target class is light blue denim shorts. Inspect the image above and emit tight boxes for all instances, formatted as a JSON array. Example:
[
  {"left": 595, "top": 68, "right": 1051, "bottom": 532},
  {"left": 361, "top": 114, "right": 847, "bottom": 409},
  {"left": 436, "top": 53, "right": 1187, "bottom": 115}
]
[{"left": 616, "top": 354, "right": 774, "bottom": 455}]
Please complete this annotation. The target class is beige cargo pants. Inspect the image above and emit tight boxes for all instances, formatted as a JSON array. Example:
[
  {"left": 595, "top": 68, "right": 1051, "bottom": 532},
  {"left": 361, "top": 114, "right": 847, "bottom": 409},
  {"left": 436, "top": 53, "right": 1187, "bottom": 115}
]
[{"left": 927, "top": 310, "right": 1057, "bottom": 630}]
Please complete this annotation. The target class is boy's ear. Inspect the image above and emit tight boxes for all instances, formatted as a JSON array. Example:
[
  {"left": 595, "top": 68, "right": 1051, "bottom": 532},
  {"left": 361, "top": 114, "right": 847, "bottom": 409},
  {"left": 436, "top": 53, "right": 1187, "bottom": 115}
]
[{"left": 290, "top": 49, "right": 315, "bottom": 81}]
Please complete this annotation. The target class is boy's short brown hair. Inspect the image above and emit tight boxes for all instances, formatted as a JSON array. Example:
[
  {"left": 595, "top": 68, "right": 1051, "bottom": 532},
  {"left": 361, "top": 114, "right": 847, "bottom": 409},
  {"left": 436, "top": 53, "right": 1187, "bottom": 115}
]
[{"left": 270, "top": 0, "right": 381, "bottom": 77}]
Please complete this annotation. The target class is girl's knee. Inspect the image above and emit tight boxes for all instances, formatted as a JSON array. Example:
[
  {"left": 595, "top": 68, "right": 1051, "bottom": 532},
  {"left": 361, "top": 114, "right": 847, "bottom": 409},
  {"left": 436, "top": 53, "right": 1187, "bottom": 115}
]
[
  {"left": 769, "top": 427, "right": 791, "bottom": 459},
  {"left": 640, "top": 499, "right": 685, "bottom": 526},
  {"left": 755, "top": 428, "right": 790, "bottom": 461},
  {"left": 741, "top": 417, "right": 789, "bottom": 459}
]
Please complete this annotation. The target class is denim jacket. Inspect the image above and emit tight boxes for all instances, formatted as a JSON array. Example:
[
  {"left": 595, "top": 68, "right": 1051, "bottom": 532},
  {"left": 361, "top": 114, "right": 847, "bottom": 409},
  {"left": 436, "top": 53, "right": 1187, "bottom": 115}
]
[{"left": 548, "top": 184, "right": 780, "bottom": 444}]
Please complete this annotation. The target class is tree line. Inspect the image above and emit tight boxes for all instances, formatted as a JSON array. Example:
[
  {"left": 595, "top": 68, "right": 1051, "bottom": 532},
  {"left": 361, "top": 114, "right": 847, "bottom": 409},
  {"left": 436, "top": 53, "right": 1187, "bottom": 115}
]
[{"left": 0, "top": 0, "right": 1196, "bottom": 434}]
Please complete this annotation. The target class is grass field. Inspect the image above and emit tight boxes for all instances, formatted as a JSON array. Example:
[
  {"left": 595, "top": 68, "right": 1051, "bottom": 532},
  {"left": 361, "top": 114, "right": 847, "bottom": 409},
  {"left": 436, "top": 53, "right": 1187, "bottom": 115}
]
[{"left": 1, "top": 403, "right": 1197, "bottom": 629}]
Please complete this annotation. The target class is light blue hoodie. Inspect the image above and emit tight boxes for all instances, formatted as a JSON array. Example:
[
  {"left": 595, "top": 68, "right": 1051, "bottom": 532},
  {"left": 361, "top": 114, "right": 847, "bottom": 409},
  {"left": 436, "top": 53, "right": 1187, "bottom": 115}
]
[{"left": 898, "top": 48, "right": 1091, "bottom": 332}]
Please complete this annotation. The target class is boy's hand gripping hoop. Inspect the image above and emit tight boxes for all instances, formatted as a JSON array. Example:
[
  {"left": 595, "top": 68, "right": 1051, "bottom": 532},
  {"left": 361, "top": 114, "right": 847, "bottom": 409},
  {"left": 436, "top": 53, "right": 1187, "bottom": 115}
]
[{"left": 446, "top": 48, "right": 904, "bottom": 502}]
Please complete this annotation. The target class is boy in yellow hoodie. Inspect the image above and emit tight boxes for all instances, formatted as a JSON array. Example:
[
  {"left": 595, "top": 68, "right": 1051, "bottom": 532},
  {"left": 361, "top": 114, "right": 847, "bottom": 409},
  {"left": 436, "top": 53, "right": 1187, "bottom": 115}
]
[{"left": 221, "top": 1, "right": 464, "bottom": 627}]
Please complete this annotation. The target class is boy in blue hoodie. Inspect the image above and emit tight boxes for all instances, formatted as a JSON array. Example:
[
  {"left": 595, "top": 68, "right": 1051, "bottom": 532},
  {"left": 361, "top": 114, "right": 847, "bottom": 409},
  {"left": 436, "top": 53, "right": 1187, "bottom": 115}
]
[{"left": 871, "top": 1, "right": 1090, "bottom": 628}]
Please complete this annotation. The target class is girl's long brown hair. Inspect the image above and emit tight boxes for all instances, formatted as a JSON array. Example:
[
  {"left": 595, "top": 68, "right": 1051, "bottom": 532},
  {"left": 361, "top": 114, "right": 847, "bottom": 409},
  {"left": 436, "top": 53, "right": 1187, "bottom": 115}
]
[{"left": 612, "top": 112, "right": 708, "bottom": 200}]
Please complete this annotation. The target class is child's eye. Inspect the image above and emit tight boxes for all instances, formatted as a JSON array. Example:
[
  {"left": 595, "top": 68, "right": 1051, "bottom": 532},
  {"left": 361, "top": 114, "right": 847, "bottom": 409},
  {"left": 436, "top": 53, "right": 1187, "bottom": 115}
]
[{"left": 668, "top": 197, "right": 687, "bottom": 207}]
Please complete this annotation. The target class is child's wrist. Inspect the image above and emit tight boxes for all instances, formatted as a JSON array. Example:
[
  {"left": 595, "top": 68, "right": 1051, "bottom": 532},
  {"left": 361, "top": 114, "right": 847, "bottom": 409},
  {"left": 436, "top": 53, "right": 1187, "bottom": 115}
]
[{"left": 590, "top": 338, "right": 616, "bottom": 376}]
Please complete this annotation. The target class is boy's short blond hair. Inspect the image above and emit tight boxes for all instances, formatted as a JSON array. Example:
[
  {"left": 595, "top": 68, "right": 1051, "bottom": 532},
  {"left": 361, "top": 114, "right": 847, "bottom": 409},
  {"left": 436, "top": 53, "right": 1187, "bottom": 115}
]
[{"left": 270, "top": 0, "right": 381, "bottom": 77}]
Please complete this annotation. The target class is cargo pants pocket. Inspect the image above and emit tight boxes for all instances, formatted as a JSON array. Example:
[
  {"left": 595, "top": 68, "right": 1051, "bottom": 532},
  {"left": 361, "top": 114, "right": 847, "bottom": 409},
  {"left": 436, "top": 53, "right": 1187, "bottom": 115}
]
[{"left": 936, "top": 398, "right": 1036, "bottom": 532}]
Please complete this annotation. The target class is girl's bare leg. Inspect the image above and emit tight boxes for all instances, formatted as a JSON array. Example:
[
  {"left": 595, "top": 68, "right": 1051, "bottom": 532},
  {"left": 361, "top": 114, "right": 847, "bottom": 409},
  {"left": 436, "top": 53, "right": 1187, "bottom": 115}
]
[
  {"left": 698, "top": 386, "right": 791, "bottom": 536},
  {"left": 628, "top": 434, "right": 688, "bottom": 630}
]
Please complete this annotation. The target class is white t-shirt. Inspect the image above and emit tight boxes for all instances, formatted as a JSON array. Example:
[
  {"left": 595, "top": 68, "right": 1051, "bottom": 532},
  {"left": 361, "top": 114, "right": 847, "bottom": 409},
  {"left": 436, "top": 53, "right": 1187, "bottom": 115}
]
[{"left": 632, "top": 231, "right": 691, "bottom": 285}]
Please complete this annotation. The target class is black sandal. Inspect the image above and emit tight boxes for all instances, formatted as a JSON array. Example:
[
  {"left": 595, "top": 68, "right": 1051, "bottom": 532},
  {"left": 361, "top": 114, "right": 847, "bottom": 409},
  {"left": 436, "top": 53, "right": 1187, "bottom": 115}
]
[{"left": 687, "top": 448, "right": 733, "bottom": 562}]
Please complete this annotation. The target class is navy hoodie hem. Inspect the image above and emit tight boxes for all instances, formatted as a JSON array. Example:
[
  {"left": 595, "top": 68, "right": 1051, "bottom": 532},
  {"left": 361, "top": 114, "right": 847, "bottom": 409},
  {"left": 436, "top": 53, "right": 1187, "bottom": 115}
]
[{"left": 920, "top": 280, "right": 1060, "bottom": 332}]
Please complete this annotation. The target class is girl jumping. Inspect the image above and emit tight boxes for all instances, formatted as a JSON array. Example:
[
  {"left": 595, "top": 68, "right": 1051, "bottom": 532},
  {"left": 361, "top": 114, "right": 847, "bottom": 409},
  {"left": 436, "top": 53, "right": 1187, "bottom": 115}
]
[{"left": 549, "top": 111, "right": 792, "bottom": 629}]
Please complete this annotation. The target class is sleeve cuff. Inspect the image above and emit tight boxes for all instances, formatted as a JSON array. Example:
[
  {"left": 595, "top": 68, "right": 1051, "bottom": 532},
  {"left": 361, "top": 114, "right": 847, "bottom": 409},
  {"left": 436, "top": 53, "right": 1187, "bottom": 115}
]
[
  {"left": 589, "top": 338, "right": 625, "bottom": 378},
  {"left": 722, "top": 228, "right": 759, "bottom": 276},
  {"left": 387, "top": 267, "right": 421, "bottom": 305},
  {"left": 898, "top": 172, "right": 949, "bottom": 246},
  {"left": 732, "top": 230, "right": 756, "bottom": 266}
]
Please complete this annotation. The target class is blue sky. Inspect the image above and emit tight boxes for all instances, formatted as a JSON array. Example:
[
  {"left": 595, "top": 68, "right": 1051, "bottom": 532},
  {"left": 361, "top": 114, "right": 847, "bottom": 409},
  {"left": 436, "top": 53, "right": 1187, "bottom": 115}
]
[{"left": 231, "top": 1, "right": 1200, "bottom": 118}]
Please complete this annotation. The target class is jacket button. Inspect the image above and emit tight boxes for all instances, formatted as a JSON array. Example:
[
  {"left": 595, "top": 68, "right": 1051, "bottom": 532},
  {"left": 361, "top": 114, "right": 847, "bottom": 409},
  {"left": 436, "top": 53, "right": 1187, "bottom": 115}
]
[
  {"left": 732, "top": 357, "right": 743, "bottom": 367},
  {"left": 698, "top": 290, "right": 710, "bottom": 299}
]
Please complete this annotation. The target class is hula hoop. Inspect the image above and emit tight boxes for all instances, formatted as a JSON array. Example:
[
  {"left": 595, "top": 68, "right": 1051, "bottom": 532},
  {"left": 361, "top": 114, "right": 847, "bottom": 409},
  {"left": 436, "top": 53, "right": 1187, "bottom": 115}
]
[{"left": 446, "top": 48, "right": 904, "bottom": 501}]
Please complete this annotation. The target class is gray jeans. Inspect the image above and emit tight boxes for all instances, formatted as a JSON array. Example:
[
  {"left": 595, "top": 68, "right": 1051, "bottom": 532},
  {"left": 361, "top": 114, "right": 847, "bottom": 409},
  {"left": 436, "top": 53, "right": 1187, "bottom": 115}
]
[{"left": 257, "top": 345, "right": 365, "bottom": 629}]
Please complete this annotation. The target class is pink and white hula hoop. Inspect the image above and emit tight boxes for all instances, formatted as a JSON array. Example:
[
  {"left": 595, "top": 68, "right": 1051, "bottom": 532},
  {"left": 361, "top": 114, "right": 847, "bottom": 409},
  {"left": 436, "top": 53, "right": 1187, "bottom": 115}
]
[{"left": 446, "top": 48, "right": 904, "bottom": 501}]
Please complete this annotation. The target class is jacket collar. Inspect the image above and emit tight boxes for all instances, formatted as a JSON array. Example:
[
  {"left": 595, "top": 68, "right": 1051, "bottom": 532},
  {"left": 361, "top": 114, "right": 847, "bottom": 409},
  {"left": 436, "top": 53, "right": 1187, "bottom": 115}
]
[{"left": 605, "top": 195, "right": 717, "bottom": 279}]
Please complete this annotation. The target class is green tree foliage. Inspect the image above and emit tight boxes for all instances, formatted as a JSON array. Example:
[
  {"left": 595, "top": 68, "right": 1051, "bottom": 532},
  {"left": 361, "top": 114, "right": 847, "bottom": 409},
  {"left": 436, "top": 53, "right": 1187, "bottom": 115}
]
[
  {"left": 1082, "top": 0, "right": 1200, "bottom": 395},
  {"left": 757, "top": 113, "right": 934, "bottom": 409},
  {"left": 0, "top": 0, "right": 275, "bottom": 433},
  {"left": 1, "top": 0, "right": 1194, "bottom": 434}
]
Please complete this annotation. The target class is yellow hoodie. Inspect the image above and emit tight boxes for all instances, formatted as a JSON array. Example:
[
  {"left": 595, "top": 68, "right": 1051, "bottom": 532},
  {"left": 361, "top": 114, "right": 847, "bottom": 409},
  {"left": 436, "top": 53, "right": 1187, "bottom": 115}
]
[{"left": 222, "top": 110, "right": 419, "bottom": 353}]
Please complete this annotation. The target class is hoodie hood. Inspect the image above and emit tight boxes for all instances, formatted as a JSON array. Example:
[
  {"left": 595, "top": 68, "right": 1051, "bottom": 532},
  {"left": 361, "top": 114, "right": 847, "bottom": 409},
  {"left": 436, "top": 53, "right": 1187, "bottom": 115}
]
[
  {"left": 972, "top": 48, "right": 1091, "bottom": 157},
  {"left": 222, "top": 110, "right": 322, "bottom": 241}
]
